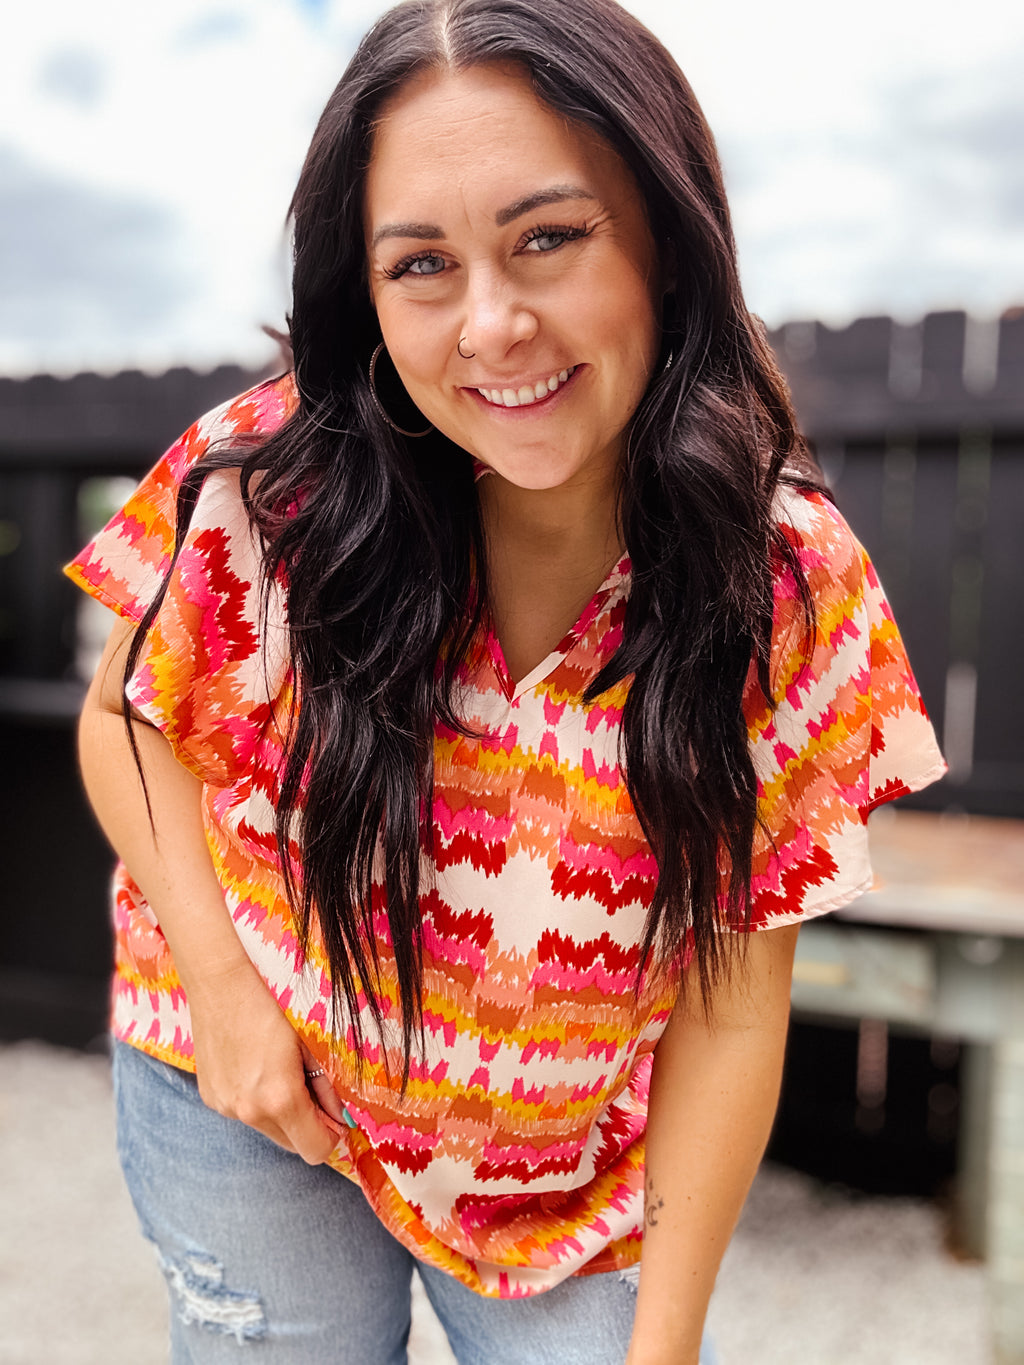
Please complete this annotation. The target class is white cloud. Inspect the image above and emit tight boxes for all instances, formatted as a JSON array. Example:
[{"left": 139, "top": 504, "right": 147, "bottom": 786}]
[
  {"left": 1, "top": 0, "right": 363, "bottom": 373},
  {"left": 630, "top": 0, "right": 1024, "bottom": 324},
  {"left": 2, "top": 0, "right": 1023, "bottom": 374}
]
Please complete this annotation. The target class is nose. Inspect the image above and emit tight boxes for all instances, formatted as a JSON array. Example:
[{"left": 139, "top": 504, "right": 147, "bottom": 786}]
[{"left": 461, "top": 267, "right": 538, "bottom": 359}]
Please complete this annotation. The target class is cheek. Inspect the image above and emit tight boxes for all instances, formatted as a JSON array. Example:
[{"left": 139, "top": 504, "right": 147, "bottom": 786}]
[
  {"left": 376, "top": 310, "right": 465, "bottom": 438},
  {"left": 377, "top": 308, "right": 436, "bottom": 392},
  {"left": 608, "top": 289, "right": 662, "bottom": 394},
  {"left": 586, "top": 254, "right": 662, "bottom": 363}
]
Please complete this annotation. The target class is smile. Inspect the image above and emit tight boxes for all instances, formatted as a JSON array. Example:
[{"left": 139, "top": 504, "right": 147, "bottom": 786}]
[{"left": 475, "top": 367, "right": 577, "bottom": 408}]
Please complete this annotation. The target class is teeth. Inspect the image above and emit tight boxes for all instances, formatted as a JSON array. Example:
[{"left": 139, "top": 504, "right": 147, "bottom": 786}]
[{"left": 478, "top": 366, "right": 575, "bottom": 408}]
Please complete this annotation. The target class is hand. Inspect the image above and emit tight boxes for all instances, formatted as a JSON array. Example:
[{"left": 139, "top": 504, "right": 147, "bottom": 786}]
[{"left": 187, "top": 952, "right": 343, "bottom": 1164}]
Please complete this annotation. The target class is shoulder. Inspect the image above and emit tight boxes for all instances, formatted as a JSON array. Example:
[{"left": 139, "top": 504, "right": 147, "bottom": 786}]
[
  {"left": 161, "top": 371, "right": 299, "bottom": 487},
  {"left": 742, "top": 484, "right": 875, "bottom": 728},
  {"left": 768, "top": 485, "right": 870, "bottom": 668},
  {"left": 772, "top": 484, "right": 864, "bottom": 607},
  {"left": 66, "top": 374, "right": 298, "bottom": 623}
]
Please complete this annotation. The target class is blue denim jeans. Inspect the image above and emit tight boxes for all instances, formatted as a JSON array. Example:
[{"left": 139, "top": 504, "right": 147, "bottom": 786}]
[{"left": 113, "top": 1040, "right": 717, "bottom": 1364}]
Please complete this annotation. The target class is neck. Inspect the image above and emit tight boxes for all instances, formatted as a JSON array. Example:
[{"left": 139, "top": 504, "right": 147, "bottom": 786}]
[
  {"left": 474, "top": 467, "right": 626, "bottom": 685},
  {"left": 477, "top": 468, "right": 623, "bottom": 579}
]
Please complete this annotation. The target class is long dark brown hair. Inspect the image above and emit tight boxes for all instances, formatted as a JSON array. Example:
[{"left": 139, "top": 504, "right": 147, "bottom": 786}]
[{"left": 127, "top": 0, "right": 822, "bottom": 1081}]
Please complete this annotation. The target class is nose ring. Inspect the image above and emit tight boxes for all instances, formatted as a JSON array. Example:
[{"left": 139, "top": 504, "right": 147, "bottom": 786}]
[{"left": 457, "top": 337, "right": 476, "bottom": 359}]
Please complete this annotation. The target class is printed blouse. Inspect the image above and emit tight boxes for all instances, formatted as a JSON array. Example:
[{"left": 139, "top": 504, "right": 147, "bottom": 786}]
[{"left": 67, "top": 374, "right": 946, "bottom": 1296}]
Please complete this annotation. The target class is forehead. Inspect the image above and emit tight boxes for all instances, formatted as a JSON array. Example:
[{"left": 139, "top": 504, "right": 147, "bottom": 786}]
[{"left": 363, "top": 63, "right": 639, "bottom": 222}]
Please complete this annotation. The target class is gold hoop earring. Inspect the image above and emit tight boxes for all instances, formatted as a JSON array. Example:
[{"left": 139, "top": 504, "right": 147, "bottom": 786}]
[{"left": 369, "top": 342, "right": 433, "bottom": 438}]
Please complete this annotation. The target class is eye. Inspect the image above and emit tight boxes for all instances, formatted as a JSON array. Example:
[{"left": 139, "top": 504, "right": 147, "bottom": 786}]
[
  {"left": 521, "top": 224, "right": 590, "bottom": 254},
  {"left": 384, "top": 252, "right": 446, "bottom": 280}
]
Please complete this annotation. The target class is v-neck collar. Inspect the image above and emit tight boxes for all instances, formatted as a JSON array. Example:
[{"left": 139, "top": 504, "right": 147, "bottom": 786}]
[{"left": 483, "top": 554, "right": 631, "bottom": 703}]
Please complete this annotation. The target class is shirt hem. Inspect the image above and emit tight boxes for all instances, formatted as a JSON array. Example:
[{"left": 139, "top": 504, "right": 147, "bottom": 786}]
[
  {"left": 860, "top": 758, "right": 948, "bottom": 816},
  {"left": 112, "top": 1022, "right": 198, "bottom": 1075},
  {"left": 63, "top": 561, "right": 147, "bottom": 624}
]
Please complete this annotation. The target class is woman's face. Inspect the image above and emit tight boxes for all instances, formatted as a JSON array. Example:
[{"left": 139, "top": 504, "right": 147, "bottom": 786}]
[{"left": 364, "top": 63, "right": 664, "bottom": 494}]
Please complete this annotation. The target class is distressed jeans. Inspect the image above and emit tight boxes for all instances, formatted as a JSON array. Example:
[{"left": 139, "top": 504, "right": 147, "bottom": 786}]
[{"left": 113, "top": 1040, "right": 717, "bottom": 1364}]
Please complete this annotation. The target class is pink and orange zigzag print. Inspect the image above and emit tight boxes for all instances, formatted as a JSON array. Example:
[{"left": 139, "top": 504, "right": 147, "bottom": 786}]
[{"left": 67, "top": 375, "right": 945, "bottom": 1296}]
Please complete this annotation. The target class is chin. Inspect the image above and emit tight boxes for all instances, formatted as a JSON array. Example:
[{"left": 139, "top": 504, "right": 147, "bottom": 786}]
[
  {"left": 475, "top": 451, "right": 590, "bottom": 493},
  {"left": 491, "top": 470, "right": 579, "bottom": 494}
]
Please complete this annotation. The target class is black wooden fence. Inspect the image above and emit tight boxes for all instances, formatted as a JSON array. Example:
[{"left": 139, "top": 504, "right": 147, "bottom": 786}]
[
  {"left": 771, "top": 308, "right": 1024, "bottom": 819},
  {"left": 1, "top": 309, "right": 1022, "bottom": 1045},
  {"left": 0, "top": 364, "right": 269, "bottom": 1044}
]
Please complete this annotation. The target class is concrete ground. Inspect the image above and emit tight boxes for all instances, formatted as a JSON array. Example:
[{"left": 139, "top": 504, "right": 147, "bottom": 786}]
[{"left": 0, "top": 1040, "right": 992, "bottom": 1364}]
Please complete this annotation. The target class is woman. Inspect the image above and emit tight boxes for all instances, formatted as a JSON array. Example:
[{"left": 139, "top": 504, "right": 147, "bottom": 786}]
[{"left": 70, "top": 0, "right": 946, "bottom": 1361}]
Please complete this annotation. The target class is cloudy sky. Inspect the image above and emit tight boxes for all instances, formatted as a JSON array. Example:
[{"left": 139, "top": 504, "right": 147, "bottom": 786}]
[{"left": 2, "top": 0, "right": 1023, "bottom": 376}]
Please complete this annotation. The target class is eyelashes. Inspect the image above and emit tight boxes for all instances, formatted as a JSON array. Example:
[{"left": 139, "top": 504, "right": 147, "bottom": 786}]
[
  {"left": 381, "top": 222, "right": 592, "bottom": 280},
  {"left": 520, "top": 223, "right": 592, "bottom": 253},
  {"left": 383, "top": 251, "right": 444, "bottom": 280}
]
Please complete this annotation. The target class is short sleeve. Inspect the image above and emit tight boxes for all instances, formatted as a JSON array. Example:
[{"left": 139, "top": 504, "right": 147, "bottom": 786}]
[
  {"left": 65, "top": 377, "right": 296, "bottom": 787},
  {"left": 739, "top": 488, "right": 947, "bottom": 931}
]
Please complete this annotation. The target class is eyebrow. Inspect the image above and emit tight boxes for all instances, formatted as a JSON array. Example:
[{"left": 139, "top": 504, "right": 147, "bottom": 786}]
[
  {"left": 371, "top": 184, "right": 596, "bottom": 248},
  {"left": 371, "top": 220, "right": 444, "bottom": 248},
  {"left": 494, "top": 184, "right": 596, "bottom": 227}
]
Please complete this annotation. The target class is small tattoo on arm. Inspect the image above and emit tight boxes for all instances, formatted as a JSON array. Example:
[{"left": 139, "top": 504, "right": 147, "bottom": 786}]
[{"left": 644, "top": 1170, "right": 665, "bottom": 1228}]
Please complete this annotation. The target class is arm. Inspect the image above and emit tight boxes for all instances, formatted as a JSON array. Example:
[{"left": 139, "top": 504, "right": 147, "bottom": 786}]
[
  {"left": 626, "top": 923, "right": 800, "bottom": 1365},
  {"left": 79, "top": 615, "right": 346, "bottom": 1161}
]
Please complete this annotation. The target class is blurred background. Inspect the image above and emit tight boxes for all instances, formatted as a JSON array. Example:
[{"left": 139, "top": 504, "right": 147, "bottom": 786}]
[
  {"left": 1, "top": 1, "right": 1023, "bottom": 1361},
  {"left": 2, "top": 0, "right": 1023, "bottom": 375}
]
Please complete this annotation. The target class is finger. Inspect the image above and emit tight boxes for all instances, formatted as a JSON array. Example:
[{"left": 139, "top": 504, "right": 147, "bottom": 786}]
[
  {"left": 308, "top": 1073, "right": 350, "bottom": 1127},
  {"left": 200, "top": 1074, "right": 328, "bottom": 1161},
  {"left": 211, "top": 1097, "right": 303, "bottom": 1156},
  {"left": 238, "top": 1093, "right": 336, "bottom": 1164},
  {"left": 251, "top": 1121, "right": 299, "bottom": 1155},
  {"left": 286, "top": 1090, "right": 343, "bottom": 1165},
  {"left": 299, "top": 1047, "right": 350, "bottom": 1127}
]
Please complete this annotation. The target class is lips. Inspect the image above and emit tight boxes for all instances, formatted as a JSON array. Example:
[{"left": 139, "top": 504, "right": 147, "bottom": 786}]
[{"left": 475, "top": 366, "right": 576, "bottom": 408}]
